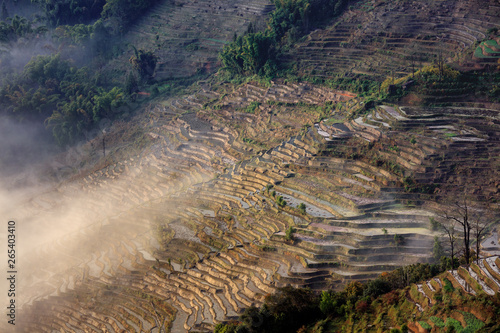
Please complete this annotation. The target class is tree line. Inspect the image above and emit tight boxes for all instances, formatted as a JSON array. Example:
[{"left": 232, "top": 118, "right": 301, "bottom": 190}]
[
  {"left": 219, "top": 0, "right": 349, "bottom": 78},
  {"left": 31, "top": 0, "right": 158, "bottom": 32},
  {"left": 0, "top": 54, "right": 125, "bottom": 146},
  {"left": 214, "top": 262, "right": 446, "bottom": 333}
]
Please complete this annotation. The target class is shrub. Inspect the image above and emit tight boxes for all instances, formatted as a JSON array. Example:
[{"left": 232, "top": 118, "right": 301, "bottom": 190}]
[
  {"left": 443, "top": 278, "right": 454, "bottom": 293},
  {"left": 261, "top": 286, "right": 321, "bottom": 333},
  {"left": 382, "top": 290, "right": 400, "bottom": 306},
  {"left": 129, "top": 48, "right": 158, "bottom": 81},
  {"left": 430, "top": 316, "right": 445, "bottom": 328},
  {"left": 363, "top": 278, "right": 391, "bottom": 299},
  {"left": 319, "top": 291, "right": 336, "bottom": 315},
  {"left": 285, "top": 226, "right": 296, "bottom": 241},
  {"left": 298, "top": 203, "right": 306, "bottom": 214},
  {"left": 394, "top": 234, "right": 405, "bottom": 247},
  {"left": 460, "top": 311, "right": 485, "bottom": 332},
  {"left": 276, "top": 195, "right": 287, "bottom": 207},
  {"left": 246, "top": 101, "right": 261, "bottom": 114},
  {"left": 445, "top": 318, "right": 463, "bottom": 332},
  {"left": 419, "top": 321, "right": 432, "bottom": 330},
  {"left": 344, "top": 281, "right": 364, "bottom": 299}
]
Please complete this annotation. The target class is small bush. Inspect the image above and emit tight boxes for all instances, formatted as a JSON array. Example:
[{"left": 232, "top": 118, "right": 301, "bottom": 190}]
[
  {"left": 298, "top": 203, "right": 306, "bottom": 214},
  {"left": 276, "top": 195, "right": 287, "bottom": 207},
  {"left": 445, "top": 318, "right": 463, "bottom": 331},
  {"left": 419, "top": 321, "right": 432, "bottom": 330},
  {"left": 430, "top": 316, "right": 445, "bottom": 328},
  {"left": 245, "top": 101, "right": 261, "bottom": 114},
  {"left": 285, "top": 226, "right": 296, "bottom": 241},
  {"left": 443, "top": 278, "right": 454, "bottom": 293}
]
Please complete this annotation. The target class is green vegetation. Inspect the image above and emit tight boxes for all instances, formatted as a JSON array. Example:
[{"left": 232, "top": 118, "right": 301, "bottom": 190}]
[
  {"left": 220, "top": 31, "right": 277, "bottom": 77},
  {"left": 380, "top": 63, "right": 500, "bottom": 103},
  {"left": 402, "top": 176, "right": 438, "bottom": 194},
  {"left": 212, "top": 261, "right": 495, "bottom": 333},
  {"left": 298, "top": 202, "right": 306, "bottom": 214},
  {"left": 430, "top": 316, "right": 445, "bottom": 328},
  {"left": 0, "top": 54, "right": 126, "bottom": 145},
  {"left": 0, "top": 15, "right": 41, "bottom": 42},
  {"left": 245, "top": 101, "right": 261, "bottom": 114},
  {"left": 276, "top": 195, "right": 287, "bottom": 207},
  {"left": 429, "top": 217, "right": 440, "bottom": 231},
  {"left": 32, "top": 0, "right": 105, "bottom": 26},
  {"left": 215, "top": 286, "right": 320, "bottom": 333},
  {"left": 460, "top": 311, "right": 485, "bottom": 332},
  {"left": 0, "top": 0, "right": 166, "bottom": 147},
  {"left": 129, "top": 47, "right": 158, "bottom": 82},
  {"left": 269, "top": 0, "right": 347, "bottom": 46},
  {"left": 443, "top": 278, "right": 454, "bottom": 293},
  {"left": 433, "top": 236, "right": 444, "bottom": 261},
  {"left": 393, "top": 233, "right": 404, "bottom": 247},
  {"left": 33, "top": 0, "right": 157, "bottom": 30},
  {"left": 475, "top": 38, "right": 500, "bottom": 59},
  {"left": 214, "top": 261, "right": 500, "bottom": 333},
  {"left": 419, "top": 321, "right": 432, "bottom": 330},
  {"left": 220, "top": 0, "right": 349, "bottom": 78},
  {"left": 285, "top": 225, "right": 295, "bottom": 241}
]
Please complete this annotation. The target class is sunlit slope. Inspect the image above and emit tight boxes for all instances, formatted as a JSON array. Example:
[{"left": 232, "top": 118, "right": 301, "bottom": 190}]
[
  {"left": 3, "top": 0, "right": 500, "bottom": 331},
  {"left": 8, "top": 77, "right": 499, "bottom": 332}
]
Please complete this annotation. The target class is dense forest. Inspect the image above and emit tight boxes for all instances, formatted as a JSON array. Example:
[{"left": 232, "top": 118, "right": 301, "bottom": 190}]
[{"left": 0, "top": 0, "right": 157, "bottom": 146}]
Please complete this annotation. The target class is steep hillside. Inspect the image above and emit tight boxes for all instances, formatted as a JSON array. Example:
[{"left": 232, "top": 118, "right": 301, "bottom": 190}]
[
  {"left": 106, "top": 0, "right": 273, "bottom": 80},
  {"left": 285, "top": 0, "right": 500, "bottom": 80},
  {"left": 7, "top": 77, "right": 499, "bottom": 332},
  {"left": 1, "top": 0, "right": 499, "bottom": 332}
]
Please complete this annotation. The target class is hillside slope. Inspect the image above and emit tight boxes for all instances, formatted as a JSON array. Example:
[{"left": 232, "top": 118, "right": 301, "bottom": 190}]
[
  {"left": 105, "top": 0, "right": 273, "bottom": 80},
  {"left": 1, "top": 0, "right": 499, "bottom": 332},
  {"left": 285, "top": 0, "right": 500, "bottom": 80}
]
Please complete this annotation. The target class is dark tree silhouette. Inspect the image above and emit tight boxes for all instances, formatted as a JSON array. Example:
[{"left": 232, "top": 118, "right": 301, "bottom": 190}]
[{"left": 129, "top": 47, "right": 157, "bottom": 81}]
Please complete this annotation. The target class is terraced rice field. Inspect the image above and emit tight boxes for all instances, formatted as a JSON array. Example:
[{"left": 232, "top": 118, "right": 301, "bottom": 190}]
[
  {"left": 105, "top": 0, "right": 273, "bottom": 80},
  {"left": 3, "top": 77, "right": 497, "bottom": 332},
  {"left": 286, "top": 0, "right": 500, "bottom": 79}
]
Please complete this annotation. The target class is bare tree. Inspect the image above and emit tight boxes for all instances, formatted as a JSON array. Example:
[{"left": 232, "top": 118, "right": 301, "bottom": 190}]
[
  {"left": 443, "top": 197, "right": 472, "bottom": 266},
  {"left": 471, "top": 208, "right": 492, "bottom": 264},
  {"left": 438, "top": 215, "right": 459, "bottom": 269},
  {"left": 436, "top": 194, "right": 494, "bottom": 267}
]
